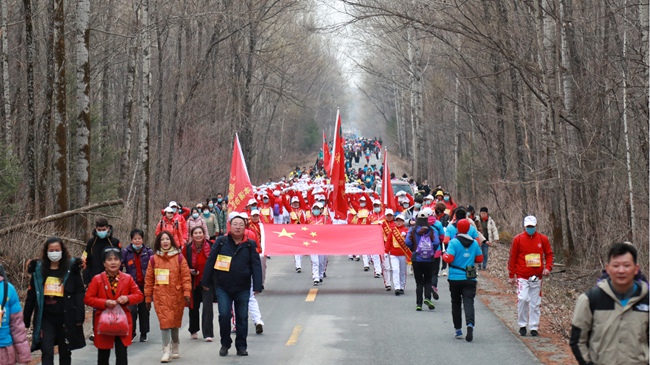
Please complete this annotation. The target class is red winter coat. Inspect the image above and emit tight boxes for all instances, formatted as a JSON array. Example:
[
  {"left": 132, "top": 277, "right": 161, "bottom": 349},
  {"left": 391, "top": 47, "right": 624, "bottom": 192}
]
[
  {"left": 507, "top": 231, "right": 553, "bottom": 280},
  {"left": 155, "top": 216, "right": 188, "bottom": 249},
  {"left": 84, "top": 272, "right": 144, "bottom": 350}
]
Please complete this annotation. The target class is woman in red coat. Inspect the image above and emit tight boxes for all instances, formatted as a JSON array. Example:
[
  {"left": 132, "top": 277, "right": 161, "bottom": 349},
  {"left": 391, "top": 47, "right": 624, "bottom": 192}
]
[{"left": 85, "top": 247, "right": 144, "bottom": 365}]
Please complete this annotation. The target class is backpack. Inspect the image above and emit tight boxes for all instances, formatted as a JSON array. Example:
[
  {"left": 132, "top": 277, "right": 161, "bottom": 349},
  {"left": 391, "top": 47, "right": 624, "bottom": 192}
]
[{"left": 413, "top": 230, "right": 435, "bottom": 259}]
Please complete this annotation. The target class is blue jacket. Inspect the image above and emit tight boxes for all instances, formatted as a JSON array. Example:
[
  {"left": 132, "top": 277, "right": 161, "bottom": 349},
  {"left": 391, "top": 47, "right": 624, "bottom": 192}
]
[
  {"left": 405, "top": 226, "right": 440, "bottom": 262},
  {"left": 446, "top": 234, "right": 482, "bottom": 281}
]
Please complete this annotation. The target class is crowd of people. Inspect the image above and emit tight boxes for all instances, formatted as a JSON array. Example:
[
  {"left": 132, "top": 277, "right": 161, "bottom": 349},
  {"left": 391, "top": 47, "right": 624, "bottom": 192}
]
[{"left": 0, "top": 136, "right": 646, "bottom": 365}]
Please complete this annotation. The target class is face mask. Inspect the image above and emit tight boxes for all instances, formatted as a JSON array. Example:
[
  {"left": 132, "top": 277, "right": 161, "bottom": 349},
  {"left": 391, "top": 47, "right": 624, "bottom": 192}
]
[
  {"left": 402, "top": 203, "right": 409, "bottom": 208},
  {"left": 313, "top": 209, "right": 321, "bottom": 216},
  {"left": 217, "top": 198, "right": 223, "bottom": 203},
  {"left": 373, "top": 207, "right": 381, "bottom": 213},
  {"left": 172, "top": 207, "right": 178, "bottom": 213},
  {"left": 359, "top": 202, "right": 366, "bottom": 208},
  {"left": 525, "top": 227, "right": 536, "bottom": 236},
  {"left": 96, "top": 230, "right": 108, "bottom": 239},
  {"left": 203, "top": 211, "right": 210, "bottom": 217},
  {"left": 444, "top": 197, "right": 450, "bottom": 202},
  {"left": 263, "top": 198, "right": 269, "bottom": 203},
  {"left": 251, "top": 205, "right": 257, "bottom": 211},
  {"left": 192, "top": 213, "right": 199, "bottom": 219},
  {"left": 47, "top": 251, "right": 62, "bottom": 262},
  {"left": 414, "top": 203, "right": 422, "bottom": 209},
  {"left": 133, "top": 245, "right": 142, "bottom": 252},
  {"left": 209, "top": 203, "right": 214, "bottom": 208}
]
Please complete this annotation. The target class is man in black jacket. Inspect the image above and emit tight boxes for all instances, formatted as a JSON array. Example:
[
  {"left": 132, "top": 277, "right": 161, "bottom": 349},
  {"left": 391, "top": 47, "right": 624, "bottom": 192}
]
[
  {"left": 201, "top": 213, "right": 262, "bottom": 357},
  {"left": 82, "top": 218, "right": 121, "bottom": 285}
]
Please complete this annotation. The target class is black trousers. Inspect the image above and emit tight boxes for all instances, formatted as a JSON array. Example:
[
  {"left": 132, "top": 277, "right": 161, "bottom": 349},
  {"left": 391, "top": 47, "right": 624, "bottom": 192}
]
[
  {"left": 130, "top": 285, "right": 149, "bottom": 337},
  {"left": 449, "top": 280, "right": 477, "bottom": 329},
  {"left": 188, "top": 285, "right": 214, "bottom": 338},
  {"left": 412, "top": 261, "right": 434, "bottom": 305},
  {"left": 41, "top": 315, "right": 71, "bottom": 365},
  {"left": 431, "top": 257, "right": 441, "bottom": 288},
  {"left": 97, "top": 337, "right": 127, "bottom": 365}
]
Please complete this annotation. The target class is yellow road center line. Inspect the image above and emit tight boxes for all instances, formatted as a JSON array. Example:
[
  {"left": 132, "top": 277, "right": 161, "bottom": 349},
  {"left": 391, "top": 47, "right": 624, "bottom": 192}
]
[
  {"left": 305, "top": 288, "right": 318, "bottom": 302},
  {"left": 285, "top": 325, "right": 303, "bottom": 346}
]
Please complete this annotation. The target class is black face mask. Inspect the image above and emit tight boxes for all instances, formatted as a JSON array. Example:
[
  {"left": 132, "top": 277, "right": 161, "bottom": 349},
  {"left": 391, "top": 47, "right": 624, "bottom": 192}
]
[{"left": 416, "top": 217, "right": 429, "bottom": 227}]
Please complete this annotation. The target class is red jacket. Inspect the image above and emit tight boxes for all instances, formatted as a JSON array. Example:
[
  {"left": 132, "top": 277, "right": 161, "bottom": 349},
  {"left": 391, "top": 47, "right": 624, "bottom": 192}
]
[
  {"left": 155, "top": 216, "right": 188, "bottom": 249},
  {"left": 507, "top": 231, "right": 553, "bottom": 280},
  {"left": 184, "top": 240, "right": 211, "bottom": 288},
  {"left": 84, "top": 272, "right": 143, "bottom": 350}
]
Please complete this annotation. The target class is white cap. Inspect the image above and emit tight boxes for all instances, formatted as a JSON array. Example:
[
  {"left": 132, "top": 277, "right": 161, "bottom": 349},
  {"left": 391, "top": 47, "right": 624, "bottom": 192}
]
[
  {"left": 228, "top": 211, "right": 247, "bottom": 222},
  {"left": 247, "top": 198, "right": 257, "bottom": 206},
  {"left": 524, "top": 215, "right": 537, "bottom": 227},
  {"left": 312, "top": 202, "right": 324, "bottom": 209},
  {"left": 291, "top": 196, "right": 300, "bottom": 203},
  {"left": 425, "top": 194, "right": 434, "bottom": 200},
  {"left": 164, "top": 206, "right": 174, "bottom": 213},
  {"left": 273, "top": 190, "right": 281, "bottom": 196},
  {"left": 396, "top": 191, "right": 406, "bottom": 197},
  {"left": 168, "top": 201, "right": 179, "bottom": 207},
  {"left": 421, "top": 207, "right": 434, "bottom": 216},
  {"left": 262, "top": 193, "right": 268, "bottom": 198},
  {"left": 395, "top": 214, "right": 405, "bottom": 221},
  {"left": 359, "top": 196, "right": 366, "bottom": 201},
  {"left": 372, "top": 199, "right": 382, "bottom": 206},
  {"left": 239, "top": 212, "right": 249, "bottom": 220},
  {"left": 385, "top": 209, "right": 394, "bottom": 216},
  {"left": 250, "top": 209, "right": 260, "bottom": 216}
]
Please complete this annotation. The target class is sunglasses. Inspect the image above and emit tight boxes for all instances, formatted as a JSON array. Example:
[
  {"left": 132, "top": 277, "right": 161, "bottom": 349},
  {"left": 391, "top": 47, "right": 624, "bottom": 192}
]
[{"left": 103, "top": 247, "right": 121, "bottom": 253}]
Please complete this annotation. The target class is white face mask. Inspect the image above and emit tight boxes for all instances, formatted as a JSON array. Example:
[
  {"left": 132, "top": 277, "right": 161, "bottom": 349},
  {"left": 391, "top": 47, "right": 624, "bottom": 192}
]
[{"left": 48, "top": 251, "right": 63, "bottom": 262}]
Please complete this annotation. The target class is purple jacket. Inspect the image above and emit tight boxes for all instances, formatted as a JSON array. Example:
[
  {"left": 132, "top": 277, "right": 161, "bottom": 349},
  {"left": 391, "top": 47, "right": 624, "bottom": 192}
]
[{"left": 121, "top": 244, "right": 154, "bottom": 287}]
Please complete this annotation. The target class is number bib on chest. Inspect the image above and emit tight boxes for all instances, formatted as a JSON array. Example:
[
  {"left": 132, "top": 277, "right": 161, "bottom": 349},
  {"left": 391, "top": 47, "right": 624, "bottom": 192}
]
[
  {"left": 392, "top": 238, "right": 401, "bottom": 248},
  {"left": 525, "top": 253, "right": 541, "bottom": 267},
  {"left": 154, "top": 268, "right": 170, "bottom": 284},
  {"left": 214, "top": 255, "right": 232, "bottom": 272},
  {"left": 44, "top": 277, "right": 64, "bottom": 297}
]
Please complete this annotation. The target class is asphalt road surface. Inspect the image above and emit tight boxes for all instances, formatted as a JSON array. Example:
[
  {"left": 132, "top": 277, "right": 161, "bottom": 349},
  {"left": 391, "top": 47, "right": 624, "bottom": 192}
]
[{"left": 61, "top": 255, "right": 540, "bottom": 364}]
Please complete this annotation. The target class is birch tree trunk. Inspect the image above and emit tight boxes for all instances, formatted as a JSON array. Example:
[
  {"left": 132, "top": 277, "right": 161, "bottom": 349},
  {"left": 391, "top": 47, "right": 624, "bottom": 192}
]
[
  {"left": 52, "top": 0, "right": 68, "bottom": 221},
  {"left": 100, "top": 0, "right": 115, "bottom": 156},
  {"left": 119, "top": 45, "right": 136, "bottom": 199},
  {"left": 407, "top": 26, "right": 421, "bottom": 180},
  {"left": 622, "top": 1, "right": 636, "bottom": 243},
  {"left": 1, "top": 0, "right": 10, "bottom": 150},
  {"left": 139, "top": 0, "right": 151, "bottom": 230},
  {"left": 74, "top": 0, "right": 91, "bottom": 215},
  {"left": 167, "top": 22, "right": 183, "bottom": 183},
  {"left": 24, "top": 0, "right": 36, "bottom": 210}
]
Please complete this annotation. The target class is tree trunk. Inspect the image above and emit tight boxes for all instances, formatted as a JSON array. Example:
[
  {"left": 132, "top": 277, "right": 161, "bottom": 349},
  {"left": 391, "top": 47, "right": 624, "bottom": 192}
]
[
  {"left": 139, "top": 0, "right": 151, "bottom": 231},
  {"left": 119, "top": 45, "right": 136, "bottom": 199},
  {"left": 52, "top": 0, "right": 68, "bottom": 224},
  {"left": 100, "top": 0, "right": 115, "bottom": 156},
  {"left": 167, "top": 22, "right": 183, "bottom": 183},
  {"left": 74, "top": 0, "right": 91, "bottom": 218},
  {"left": 1, "top": 0, "right": 10, "bottom": 150},
  {"left": 621, "top": 1, "right": 636, "bottom": 243},
  {"left": 39, "top": 0, "right": 55, "bottom": 216},
  {"left": 24, "top": 0, "right": 36, "bottom": 211},
  {"left": 155, "top": 10, "right": 164, "bottom": 186},
  {"left": 407, "top": 26, "right": 421, "bottom": 181}
]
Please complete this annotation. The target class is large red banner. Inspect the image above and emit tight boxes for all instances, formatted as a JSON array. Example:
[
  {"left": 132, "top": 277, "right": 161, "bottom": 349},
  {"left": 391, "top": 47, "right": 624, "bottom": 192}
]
[
  {"left": 260, "top": 224, "right": 385, "bottom": 255},
  {"left": 227, "top": 134, "right": 254, "bottom": 213}
]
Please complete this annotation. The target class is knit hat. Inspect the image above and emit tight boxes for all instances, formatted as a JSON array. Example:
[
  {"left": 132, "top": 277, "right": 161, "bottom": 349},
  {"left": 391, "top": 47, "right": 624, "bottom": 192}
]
[
  {"left": 457, "top": 219, "right": 470, "bottom": 234},
  {"left": 480, "top": 207, "right": 488, "bottom": 213}
]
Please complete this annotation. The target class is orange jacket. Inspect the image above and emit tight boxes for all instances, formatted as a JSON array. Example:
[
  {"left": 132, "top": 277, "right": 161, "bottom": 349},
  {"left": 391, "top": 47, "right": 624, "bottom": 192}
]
[{"left": 144, "top": 250, "right": 192, "bottom": 329}]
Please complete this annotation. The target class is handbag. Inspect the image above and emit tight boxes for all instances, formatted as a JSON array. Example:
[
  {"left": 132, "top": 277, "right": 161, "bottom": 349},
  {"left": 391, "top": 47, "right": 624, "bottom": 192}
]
[{"left": 97, "top": 305, "right": 129, "bottom": 336}]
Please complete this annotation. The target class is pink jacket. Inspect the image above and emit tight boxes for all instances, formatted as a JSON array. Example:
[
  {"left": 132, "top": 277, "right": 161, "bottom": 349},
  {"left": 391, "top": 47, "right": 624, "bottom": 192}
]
[
  {"left": 0, "top": 277, "right": 31, "bottom": 364},
  {"left": 186, "top": 217, "right": 209, "bottom": 243}
]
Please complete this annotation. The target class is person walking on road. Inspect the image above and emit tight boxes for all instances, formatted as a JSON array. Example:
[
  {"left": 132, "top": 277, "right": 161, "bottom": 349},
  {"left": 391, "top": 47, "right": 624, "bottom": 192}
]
[
  {"left": 201, "top": 213, "right": 263, "bottom": 357},
  {"left": 120, "top": 229, "right": 153, "bottom": 343},
  {"left": 144, "top": 232, "right": 192, "bottom": 362},
  {"left": 569, "top": 242, "right": 648, "bottom": 365},
  {"left": 476, "top": 207, "right": 499, "bottom": 270},
  {"left": 507, "top": 215, "right": 553, "bottom": 337},
  {"left": 406, "top": 210, "right": 439, "bottom": 311},
  {"left": 442, "top": 219, "right": 483, "bottom": 342},
  {"left": 185, "top": 227, "right": 214, "bottom": 342}
]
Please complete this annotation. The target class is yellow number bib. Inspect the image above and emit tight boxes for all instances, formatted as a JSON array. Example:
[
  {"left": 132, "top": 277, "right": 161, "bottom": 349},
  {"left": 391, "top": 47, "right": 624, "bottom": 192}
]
[
  {"left": 525, "top": 253, "right": 542, "bottom": 267},
  {"left": 154, "top": 268, "right": 170, "bottom": 285},
  {"left": 214, "top": 255, "right": 232, "bottom": 272},
  {"left": 44, "top": 277, "right": 64, "bottom": 297},
  {"left": 392, "top": 238, "right": 401, "bottom": 248}
]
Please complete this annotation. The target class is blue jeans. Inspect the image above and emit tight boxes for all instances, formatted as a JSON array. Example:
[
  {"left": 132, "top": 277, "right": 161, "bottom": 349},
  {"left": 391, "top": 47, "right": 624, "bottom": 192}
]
[
  {"left": 481, "top": 243, "right": 489, "bottom": 269},
  {"left": 215, "top": 287, "right": 250, "bottom": 350}
]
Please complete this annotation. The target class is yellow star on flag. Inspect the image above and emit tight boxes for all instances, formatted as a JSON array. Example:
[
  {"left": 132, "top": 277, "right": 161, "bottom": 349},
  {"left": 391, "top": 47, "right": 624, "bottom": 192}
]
[
  {"left": 273, "top": 228, "right": 296, "bottom": 239},
  {"left": 310, "top": 232, "right": 317, "bottom": 237},
  {"left": 301, "top": 227, "right": 308, "bottom": 231},
  {"left": 303, "top": 241, "right": 310, "bottom": 246}
]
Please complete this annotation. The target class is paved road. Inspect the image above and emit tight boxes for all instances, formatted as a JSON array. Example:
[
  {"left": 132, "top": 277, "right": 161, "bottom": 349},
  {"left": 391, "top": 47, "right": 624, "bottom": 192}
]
[{"left": 61, "top": 255, "right": 540, "bottom": 364}]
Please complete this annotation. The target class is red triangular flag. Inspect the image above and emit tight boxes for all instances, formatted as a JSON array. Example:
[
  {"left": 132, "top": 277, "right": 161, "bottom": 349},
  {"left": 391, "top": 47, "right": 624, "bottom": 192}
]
[
  {"left": 330, "top": 111, "right": 348, "bottom": 219},
  {"left": 323, "top": 131, "right": 331, "bottom": 176},
  {"left": 381, "top": 149, "right": 397, "bottom": 211},
  {"left": 227, "top": 133, "right": 255, "bottom": 214}
]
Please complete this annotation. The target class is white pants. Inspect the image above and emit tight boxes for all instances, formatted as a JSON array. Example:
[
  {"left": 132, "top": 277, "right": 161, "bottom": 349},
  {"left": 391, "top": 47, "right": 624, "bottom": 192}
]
[
  {"left": 387, "top": 255, "right": 407, "bottom": 290},
  {"left": 248, "top": 286, "right": 264, "bottom": 326},
  {"left": 294, "top": 255, "right": 302, "bottom": 269},
  {"left": 259, "top": 254, "right": 267, "bottom": 285},
  {"left": 362, "top": 254, "right": 382, "bottom": 275},
  {"left": 310, "top": 255, "right": 327, "bottom": 280},
  {"left": 517, "top": 278, "right": 541, "bottom": 330}
]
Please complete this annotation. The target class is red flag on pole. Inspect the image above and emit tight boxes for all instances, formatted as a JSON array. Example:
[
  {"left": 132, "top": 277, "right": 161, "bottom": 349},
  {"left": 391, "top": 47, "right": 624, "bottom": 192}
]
[
  {"left": 322, "top": 131, "right": 331, "bottom": 176},
  {"left": 330, "top": 111, "right": 348, "bottom": 219},
  {"left": 227, "top": 133, "right": 254, "bottom": 213},
  {"left": 381, "top": 149, "right": 397, "bottom": 211},
  {"left": 260, "top": 224, "right": 384, "bottom": 255}
]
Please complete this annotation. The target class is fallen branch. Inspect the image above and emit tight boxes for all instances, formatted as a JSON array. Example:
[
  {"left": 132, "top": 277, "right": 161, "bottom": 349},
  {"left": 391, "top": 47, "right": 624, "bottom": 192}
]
[
  {"left": 0, "top": 199, "right": 124, "bottom": 237},
  {"left": 26, "top": 230, "right": 86, "bottom": 247}
]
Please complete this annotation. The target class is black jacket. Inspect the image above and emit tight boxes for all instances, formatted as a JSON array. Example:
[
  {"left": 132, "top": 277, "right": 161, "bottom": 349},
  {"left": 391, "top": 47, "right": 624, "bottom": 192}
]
[
  {"left": 82, "top": 226, "right": 121, "bottom": 284},
  {"left": 201, "top": 234, "right": 263, "bottom": 293},
  {"left": 24, "top": 259, "right": 86, "bottom": 352}
]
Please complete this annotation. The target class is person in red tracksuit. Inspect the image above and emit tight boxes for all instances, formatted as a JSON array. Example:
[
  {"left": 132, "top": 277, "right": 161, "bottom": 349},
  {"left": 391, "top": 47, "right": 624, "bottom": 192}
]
[
  {"left": 507, "top": 215, "right": 553, "bottom": 337},
  {"left": 306, "top": 203, "right": 331, "bottom": 286},
  {"left": 385, "top": 214, "right": 410, "bottom": 295}
]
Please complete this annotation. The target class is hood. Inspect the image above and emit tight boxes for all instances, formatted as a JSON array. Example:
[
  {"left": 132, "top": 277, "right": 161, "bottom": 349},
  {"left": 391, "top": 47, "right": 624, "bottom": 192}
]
[
  {"left": 597, "top": 277, "right": 649, "bottom": 303},
  {"left": 456, "top": 233, "right": 474, "bottom": 248}
]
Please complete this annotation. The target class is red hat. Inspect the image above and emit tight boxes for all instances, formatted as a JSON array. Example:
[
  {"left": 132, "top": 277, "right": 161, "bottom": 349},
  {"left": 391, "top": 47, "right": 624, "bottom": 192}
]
[{"left": 457, "top": 219, "right": 470, "bottom": 234}]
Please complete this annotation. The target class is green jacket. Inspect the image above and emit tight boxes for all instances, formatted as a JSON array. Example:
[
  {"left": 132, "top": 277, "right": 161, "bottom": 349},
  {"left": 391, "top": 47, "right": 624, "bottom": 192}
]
[{"left": 570, "top": 279, "right": 649, "bottom": 365}]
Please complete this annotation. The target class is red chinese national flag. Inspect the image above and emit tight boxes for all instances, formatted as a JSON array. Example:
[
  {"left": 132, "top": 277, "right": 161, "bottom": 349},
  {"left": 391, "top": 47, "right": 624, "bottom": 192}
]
[
  {"left": 330, "top": 111, "right": 348, "bottom": 219},
  {"left": 322, "top": 131, "right": 331, "bottom": 176},
  {"left": 381, "top": 149, "right": 397, "bottom": 211},
  {"left": 227, "top": 133, "right": 254, "bottom": 213},
  {"left": 260, "top": 224, "right": 384, "bottom": 255}
]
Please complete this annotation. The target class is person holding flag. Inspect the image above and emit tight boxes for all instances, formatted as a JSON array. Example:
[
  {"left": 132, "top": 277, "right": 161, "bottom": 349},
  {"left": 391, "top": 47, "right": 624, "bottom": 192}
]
[
  {"left": 384, "top": 213, "right": 411, "bottom": 295},
  {"left": 306, "top": 202, "right": 331, "bottom": 286},
  {"left": 286, "top": 196, "right": 307, "bottom": 273}
]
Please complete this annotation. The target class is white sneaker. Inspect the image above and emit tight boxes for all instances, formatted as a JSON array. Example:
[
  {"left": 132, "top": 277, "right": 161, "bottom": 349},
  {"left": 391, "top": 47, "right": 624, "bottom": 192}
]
[
  {"left": 205, "top": 337, "right": 213, "bottom": 342},
  {"left": 191, "top": 332, "right": 198, "bottom": 340}
]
